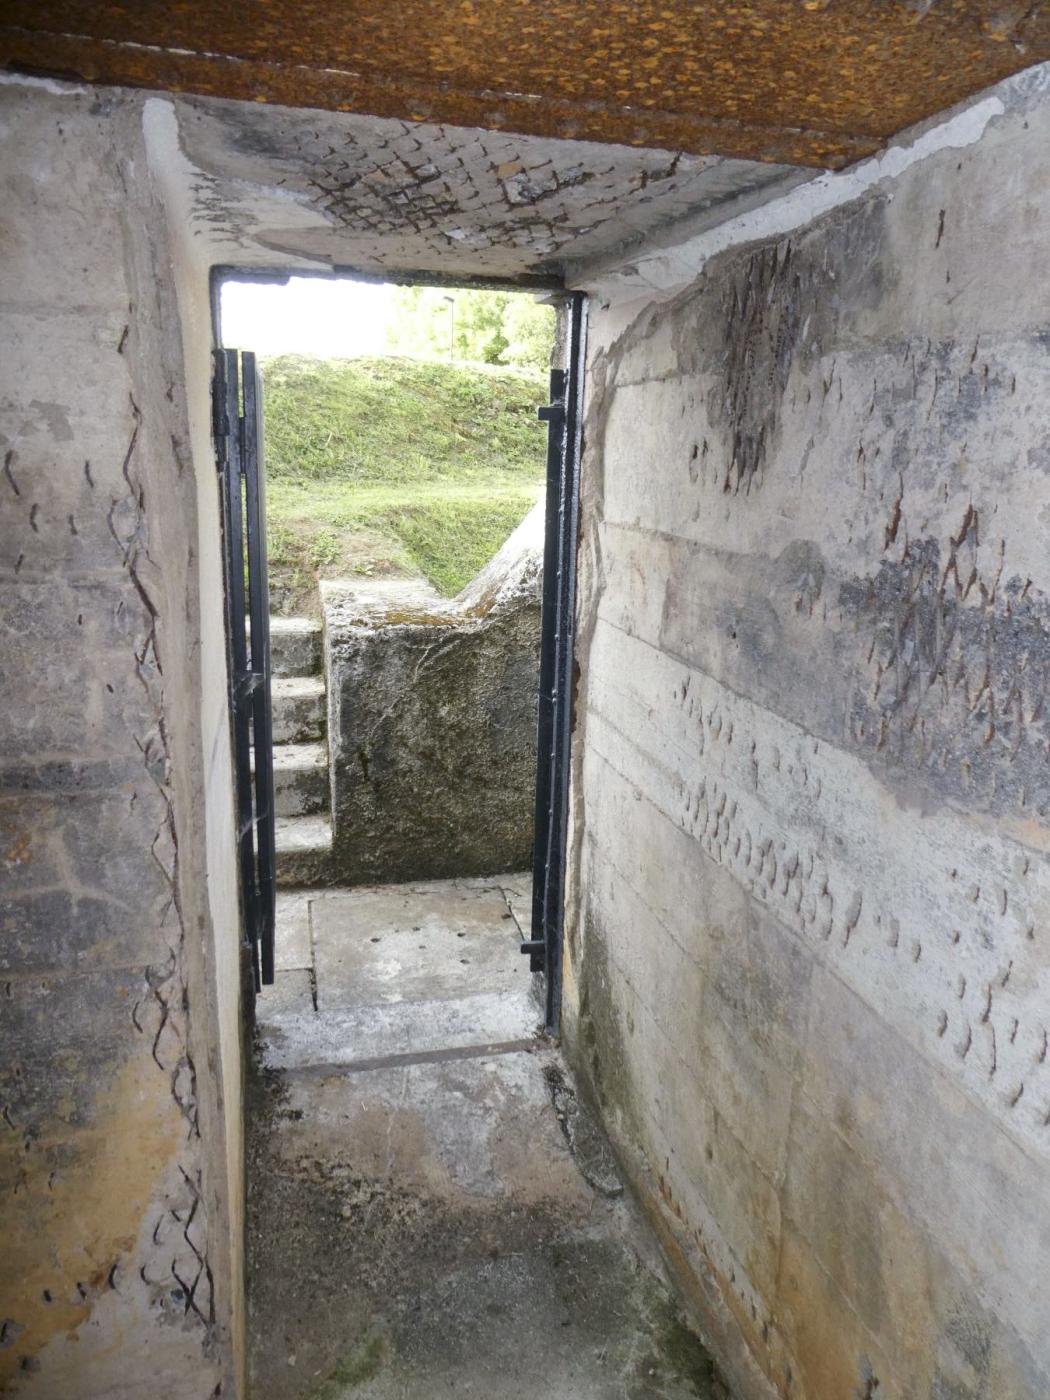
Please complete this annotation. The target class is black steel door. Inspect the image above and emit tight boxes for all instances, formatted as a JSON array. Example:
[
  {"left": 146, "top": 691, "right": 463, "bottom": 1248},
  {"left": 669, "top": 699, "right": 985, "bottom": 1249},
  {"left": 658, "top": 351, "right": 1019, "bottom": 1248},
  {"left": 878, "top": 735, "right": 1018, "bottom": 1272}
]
[
  {"left": 522, "top": 293, "right": 587, "bottom": 1032},
  {"left": 212, "top": 349, "right": 277, "bottom": 991}
]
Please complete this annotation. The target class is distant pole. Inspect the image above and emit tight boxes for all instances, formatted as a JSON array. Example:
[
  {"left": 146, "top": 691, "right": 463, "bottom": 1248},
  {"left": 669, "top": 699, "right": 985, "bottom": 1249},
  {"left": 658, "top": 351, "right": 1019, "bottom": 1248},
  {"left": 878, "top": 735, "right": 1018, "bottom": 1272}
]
[{"left": 442, "top": 294, "right": 455, "bottom": 362}]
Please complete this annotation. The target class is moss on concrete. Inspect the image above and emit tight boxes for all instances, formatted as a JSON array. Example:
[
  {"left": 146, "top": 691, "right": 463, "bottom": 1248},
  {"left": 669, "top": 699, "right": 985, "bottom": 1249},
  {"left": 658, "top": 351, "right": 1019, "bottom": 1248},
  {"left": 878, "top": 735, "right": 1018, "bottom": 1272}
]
[
  {"left": 310, "top": 1335, "right": 386, "bottom": 1397},
  {"left": 656, "top": 1304, "right": 728, "bottom": 1398}
]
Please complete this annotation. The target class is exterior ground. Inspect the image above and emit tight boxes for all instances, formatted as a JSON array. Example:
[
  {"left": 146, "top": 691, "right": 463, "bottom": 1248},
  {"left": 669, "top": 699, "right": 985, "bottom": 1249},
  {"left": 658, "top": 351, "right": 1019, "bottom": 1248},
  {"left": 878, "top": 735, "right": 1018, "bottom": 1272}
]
[
  {"left": 259, "top": 356, "right": 548, "bottom": 612},
  {"left": 248, "top": 878, "right": 729, "bottom": 1400}
]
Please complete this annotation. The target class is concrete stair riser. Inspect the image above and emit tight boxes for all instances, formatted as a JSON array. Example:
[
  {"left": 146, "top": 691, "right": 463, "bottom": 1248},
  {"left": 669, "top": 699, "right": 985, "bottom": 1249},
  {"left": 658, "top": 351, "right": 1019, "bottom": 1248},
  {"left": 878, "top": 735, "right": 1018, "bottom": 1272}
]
[
  {"left": 269, "top": 742, "right": 329, "bottom": 818},
  {"left": 268, "top": 617, "right": 322, "bottom": 678},
  {"left": 272, "top": 676, "right": 326, "bottom": 744},
  {"left": 274, "top": 815, "right": 333, "bottom": 887}
]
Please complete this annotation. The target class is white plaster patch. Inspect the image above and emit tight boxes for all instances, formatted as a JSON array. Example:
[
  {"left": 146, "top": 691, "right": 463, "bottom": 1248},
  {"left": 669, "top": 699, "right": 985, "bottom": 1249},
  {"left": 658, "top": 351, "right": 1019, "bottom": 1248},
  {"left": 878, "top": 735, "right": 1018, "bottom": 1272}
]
[
  {"left": 578, "top": 91, "right": 1008, "bottom": 307},
  {"left": 0, "top": 72, "right": 88, "bottom": 97},
  {"left": 142, "top": 96, "right": 332, "bottom": 272}
]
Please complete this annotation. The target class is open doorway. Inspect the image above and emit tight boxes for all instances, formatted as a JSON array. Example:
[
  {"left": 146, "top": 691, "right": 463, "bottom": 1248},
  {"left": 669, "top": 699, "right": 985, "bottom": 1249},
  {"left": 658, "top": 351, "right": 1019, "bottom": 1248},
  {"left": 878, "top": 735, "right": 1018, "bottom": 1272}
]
[
  {"left": 222, "top": 277, "right": 558, "bottom": 615},
  {"left": 212, "top": 273, "right": 584, "bottom": 1037},
  {"left": 214, "top": 275, "right": 595, "bottom": 1398}
]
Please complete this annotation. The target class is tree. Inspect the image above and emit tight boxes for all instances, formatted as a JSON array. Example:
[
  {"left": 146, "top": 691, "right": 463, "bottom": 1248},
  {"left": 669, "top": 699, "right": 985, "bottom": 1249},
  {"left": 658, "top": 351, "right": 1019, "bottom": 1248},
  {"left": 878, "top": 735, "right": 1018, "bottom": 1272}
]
[
  {"left": 386, "top": 286, "right": 555, "bottom": 371},
  {"left": 503, "top": 295, "right": 557, "bottom": 372}
]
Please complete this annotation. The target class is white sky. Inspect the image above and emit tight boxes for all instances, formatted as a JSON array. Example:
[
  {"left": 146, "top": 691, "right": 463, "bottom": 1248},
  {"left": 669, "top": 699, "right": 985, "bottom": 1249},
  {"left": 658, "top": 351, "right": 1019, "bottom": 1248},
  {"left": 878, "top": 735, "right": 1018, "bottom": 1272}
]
[{"left": 220, "top": 276, "right": 396, "bottom": 357}]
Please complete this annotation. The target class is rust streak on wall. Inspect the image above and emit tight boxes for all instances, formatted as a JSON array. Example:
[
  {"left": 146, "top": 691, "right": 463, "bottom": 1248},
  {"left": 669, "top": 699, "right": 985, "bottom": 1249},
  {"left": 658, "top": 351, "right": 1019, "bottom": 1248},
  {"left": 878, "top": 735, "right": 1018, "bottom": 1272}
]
[{"left": 0, "top": 1053, "right": 184, "bottom": 1386}]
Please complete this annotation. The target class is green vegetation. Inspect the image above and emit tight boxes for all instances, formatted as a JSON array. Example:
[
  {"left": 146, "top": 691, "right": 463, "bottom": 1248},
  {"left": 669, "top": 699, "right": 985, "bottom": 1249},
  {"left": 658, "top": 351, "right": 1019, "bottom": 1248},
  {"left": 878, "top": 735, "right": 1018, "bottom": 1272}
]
[
  {"left": 310, "top": 1333, "right": 385, "bottom": 1397},
  {"left": 262, "top": 355, "right": 548, "bottom": 607},
  {"left": 385, "top": 285, "right": 556, "bottom": 370}
]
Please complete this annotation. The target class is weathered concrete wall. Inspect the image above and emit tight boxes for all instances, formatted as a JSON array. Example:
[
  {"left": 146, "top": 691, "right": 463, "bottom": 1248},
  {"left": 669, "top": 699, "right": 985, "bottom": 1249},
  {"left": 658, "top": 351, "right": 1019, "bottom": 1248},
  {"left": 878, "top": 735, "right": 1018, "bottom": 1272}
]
[
  {"left": 0, "top": 79, "right": 243, "bottom": 1395},
  {"left": 325, "top": 506, "right": 542, "bottom": 885},
  {"left": 565, "top": 67, "right": 1050, "bottom": 1400}
]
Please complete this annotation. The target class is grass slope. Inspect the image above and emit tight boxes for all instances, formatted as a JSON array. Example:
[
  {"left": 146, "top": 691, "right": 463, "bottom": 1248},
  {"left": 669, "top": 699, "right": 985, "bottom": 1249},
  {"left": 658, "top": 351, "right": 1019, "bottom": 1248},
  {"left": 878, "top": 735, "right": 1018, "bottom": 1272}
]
[{"left": 261, "top": 355, "right": 547, "bottom": 603}]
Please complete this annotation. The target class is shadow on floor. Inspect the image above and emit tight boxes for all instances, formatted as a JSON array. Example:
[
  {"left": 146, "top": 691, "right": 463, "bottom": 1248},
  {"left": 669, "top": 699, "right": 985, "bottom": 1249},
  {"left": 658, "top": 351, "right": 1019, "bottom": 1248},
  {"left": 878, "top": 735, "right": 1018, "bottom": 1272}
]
[{"left": 248, "top": 876, "right": 729, "bottom": 1400}]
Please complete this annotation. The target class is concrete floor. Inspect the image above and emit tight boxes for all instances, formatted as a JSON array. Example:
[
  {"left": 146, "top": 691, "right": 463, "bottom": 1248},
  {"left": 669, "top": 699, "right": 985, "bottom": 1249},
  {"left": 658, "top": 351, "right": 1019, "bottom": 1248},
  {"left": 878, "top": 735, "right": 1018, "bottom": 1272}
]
[{"left": 249, "top": 876, "right": 729, "bottom": 1400}]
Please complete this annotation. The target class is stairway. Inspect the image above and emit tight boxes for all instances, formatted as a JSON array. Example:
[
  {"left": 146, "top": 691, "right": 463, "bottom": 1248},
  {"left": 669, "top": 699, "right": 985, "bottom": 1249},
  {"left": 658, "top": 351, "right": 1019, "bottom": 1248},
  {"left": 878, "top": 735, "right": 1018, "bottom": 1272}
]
[{"left": 269, "top": 617, "right": 333, "bottom": 885}]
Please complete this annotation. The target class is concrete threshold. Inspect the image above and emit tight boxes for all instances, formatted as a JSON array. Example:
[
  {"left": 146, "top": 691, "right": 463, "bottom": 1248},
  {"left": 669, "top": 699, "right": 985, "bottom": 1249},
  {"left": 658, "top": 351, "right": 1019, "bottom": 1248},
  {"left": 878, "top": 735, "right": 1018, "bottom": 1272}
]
[{"left": 284, "top": 1035, "right": 543, "bottom": 1078}]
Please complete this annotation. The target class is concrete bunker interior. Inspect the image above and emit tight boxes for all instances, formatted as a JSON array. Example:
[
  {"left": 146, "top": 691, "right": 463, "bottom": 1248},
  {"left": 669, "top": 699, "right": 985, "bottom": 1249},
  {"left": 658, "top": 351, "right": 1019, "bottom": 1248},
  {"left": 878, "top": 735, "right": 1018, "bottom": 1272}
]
[{"left": 4, "top": 7, "right": 1050, "bottom": 1398}]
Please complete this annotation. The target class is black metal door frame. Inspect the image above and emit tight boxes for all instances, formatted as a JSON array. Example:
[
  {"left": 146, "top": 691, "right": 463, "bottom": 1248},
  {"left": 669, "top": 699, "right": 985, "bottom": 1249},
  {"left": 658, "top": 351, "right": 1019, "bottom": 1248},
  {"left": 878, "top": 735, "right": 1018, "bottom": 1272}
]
[
  {"left": 212, "top": 298, "right": 584, "bottom": 1012},
  {"left": 213, "top": 348, "right": 277, "bottom": 992},
  {"left": 522, "top": 292, "right": 587, "bottom": 1033}
]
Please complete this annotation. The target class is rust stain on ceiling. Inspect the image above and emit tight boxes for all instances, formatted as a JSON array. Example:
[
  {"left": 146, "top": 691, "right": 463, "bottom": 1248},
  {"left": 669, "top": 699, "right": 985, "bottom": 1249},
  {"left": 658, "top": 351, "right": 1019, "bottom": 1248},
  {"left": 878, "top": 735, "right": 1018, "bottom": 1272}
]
[{"left": 3, "top": 1, "right": 1049, "bottom": 169}]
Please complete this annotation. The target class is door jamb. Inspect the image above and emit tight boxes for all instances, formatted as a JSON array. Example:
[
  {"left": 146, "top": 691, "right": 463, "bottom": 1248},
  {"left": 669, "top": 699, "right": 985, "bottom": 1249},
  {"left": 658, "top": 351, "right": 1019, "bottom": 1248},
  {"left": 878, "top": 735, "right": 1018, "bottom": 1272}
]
[{"left": 523, "top": 292, "right": 588, "bottom": 1034}]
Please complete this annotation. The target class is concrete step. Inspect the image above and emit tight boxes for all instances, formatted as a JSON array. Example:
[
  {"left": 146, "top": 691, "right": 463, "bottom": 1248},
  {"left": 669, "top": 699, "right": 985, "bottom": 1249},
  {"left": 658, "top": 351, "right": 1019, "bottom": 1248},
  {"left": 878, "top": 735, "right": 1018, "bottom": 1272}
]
[
  {"left": 269, "top": 617, "right": 322, "bottom": 678},
  {"left": 269, "top": 742, "right": 329, "bottom": 818},
  {"left": 275, "top": 815, "right": 333, "bottom": 888},
  {"left": 272, "top": 676, "right": 326, "bottom": 745}
]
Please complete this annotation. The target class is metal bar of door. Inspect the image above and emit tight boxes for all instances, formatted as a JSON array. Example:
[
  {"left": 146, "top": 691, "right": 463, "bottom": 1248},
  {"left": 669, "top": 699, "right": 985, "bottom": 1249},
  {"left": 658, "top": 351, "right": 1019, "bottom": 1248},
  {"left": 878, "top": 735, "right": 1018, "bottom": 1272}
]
[
  {"left": 212, "top": 348, "right": 277, "bottom": 991},
  {"left": 523, "top": 293, "right": 587, "bottom": 1033}
]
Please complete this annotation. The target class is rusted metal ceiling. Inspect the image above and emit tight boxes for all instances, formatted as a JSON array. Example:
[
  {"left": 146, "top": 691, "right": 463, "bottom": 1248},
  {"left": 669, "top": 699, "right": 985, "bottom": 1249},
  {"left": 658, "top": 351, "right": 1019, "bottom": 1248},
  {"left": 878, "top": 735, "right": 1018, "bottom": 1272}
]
[{"left": 4, "top": 2, "right": 1049, "bottom": 169}]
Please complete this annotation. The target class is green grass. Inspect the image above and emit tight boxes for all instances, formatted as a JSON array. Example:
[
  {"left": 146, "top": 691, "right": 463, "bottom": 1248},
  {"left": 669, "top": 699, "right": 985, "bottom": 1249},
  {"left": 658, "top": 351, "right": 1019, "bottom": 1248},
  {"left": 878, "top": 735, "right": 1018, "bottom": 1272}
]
[{"left": 261, "top": 355, "right": 548, "bottom": 606}]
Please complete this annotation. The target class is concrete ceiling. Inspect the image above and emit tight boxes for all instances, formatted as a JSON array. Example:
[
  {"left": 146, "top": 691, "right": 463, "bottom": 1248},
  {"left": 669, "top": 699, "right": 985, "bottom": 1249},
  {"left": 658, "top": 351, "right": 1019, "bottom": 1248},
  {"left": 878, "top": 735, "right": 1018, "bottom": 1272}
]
[
  {"left": 161, "top": 94, "right": 807, "bottom": 285},
  {"left": 5, "top": 2, "right": 1049, "bottom": 170}
]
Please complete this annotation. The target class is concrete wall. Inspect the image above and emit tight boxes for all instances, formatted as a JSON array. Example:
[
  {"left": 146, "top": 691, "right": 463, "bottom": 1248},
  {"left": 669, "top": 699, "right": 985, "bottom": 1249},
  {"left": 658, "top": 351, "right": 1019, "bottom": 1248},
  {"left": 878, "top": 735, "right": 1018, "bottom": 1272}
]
[
  {"left": 565, "top": 68, "right": 1050, "bottom": 1400},
  {"left": 324, "top": 505, "right": 542, "bottom": 885},
  {"left": 0, "top": 79, "right": 243, "bottom": 1395}
]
